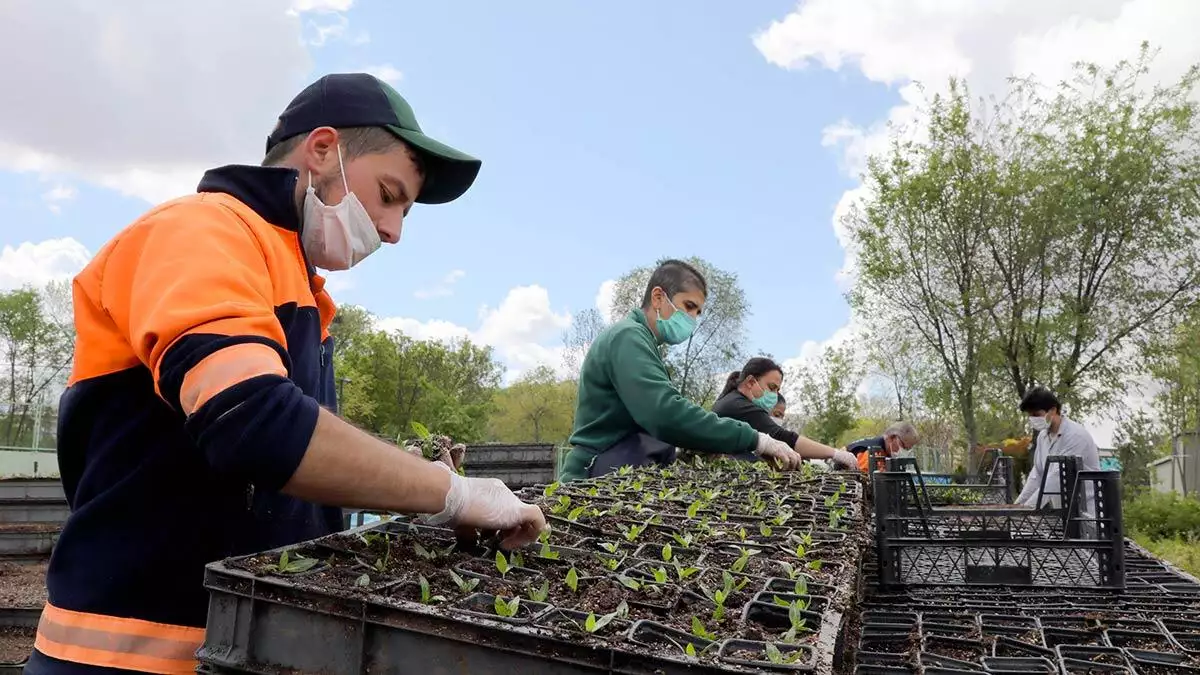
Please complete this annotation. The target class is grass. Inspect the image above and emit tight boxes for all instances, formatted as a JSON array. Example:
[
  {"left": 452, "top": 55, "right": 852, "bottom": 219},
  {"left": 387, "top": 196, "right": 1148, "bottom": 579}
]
[{"left": 1131, "top": 531, "right": 1200, "bottom": 578}]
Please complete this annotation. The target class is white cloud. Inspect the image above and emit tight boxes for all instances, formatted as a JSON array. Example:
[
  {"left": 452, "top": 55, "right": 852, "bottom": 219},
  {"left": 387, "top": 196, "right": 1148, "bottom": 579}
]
[
  {"left": 414, "top": 269, "right": 466, "bottom": 300},
  {"left": 0, "top": 238, "right": 92, "bottom": 291},
  {"left": 379, "top": 284, "right": 573, "bottom": 382},
  {"left": 0, "top": 1, "right": 316, "bottom": 204},
  {"left": 41, "top": 184, "right": 77, "bottom": 215},
  {"left": 289, "top": 0, "right": 354, "bottom": 13},
  {"left": 364, "top": 64, "right": 404, "bottom": 85},
  {"left": 595, "top": 279, "right": 617, "bottom": 320},
  {"left": 757, "top": 0, "right": 1200, "bottom": 433}
]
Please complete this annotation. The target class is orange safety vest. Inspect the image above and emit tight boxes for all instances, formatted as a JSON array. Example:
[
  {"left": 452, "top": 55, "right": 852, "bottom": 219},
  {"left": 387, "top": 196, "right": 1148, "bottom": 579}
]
[{"left": 35, "top": 602, "right": 204, "bottom": 674}]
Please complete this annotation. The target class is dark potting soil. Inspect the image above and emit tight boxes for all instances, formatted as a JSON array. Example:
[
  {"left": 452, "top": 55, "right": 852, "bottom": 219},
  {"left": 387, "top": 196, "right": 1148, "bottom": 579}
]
[
  {"left": 0, "top": 561, "right": 46, "bottom": 607},
  {"left": 0, "top": 626, "right": 33, "bottom": 664}
]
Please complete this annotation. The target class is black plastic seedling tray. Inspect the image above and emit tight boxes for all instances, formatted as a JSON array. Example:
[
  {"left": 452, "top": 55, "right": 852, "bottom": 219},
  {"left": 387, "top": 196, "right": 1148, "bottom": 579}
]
[
  {"left": 201, "top": 461, "right": 866, "bottom": 674},
  {"left": 0, "top": 607, "right": 40, "bottom": 673}
]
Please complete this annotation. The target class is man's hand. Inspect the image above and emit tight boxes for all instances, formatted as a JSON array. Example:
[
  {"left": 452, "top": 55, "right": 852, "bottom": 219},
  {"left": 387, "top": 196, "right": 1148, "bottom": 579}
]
[
  {"left": 755, "top": 432, "right": 803, "bottom": 471},
  {"left": 423, "top": 463, "right": 547, "bottom": 549},
  {"left": 831, "top": 449, "right": 858, "bottom": 470}
]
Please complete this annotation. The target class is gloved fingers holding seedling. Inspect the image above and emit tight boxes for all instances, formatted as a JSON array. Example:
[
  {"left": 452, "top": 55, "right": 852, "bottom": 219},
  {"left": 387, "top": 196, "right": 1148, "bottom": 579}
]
[{"left": 422, "top": 462, "right": 547, "bottom": 549}]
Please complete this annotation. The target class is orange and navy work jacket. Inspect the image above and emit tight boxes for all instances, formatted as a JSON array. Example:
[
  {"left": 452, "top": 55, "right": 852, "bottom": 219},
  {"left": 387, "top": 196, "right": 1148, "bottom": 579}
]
[{"left": 30, "top": 166, "right": 342, "bottom": 675}]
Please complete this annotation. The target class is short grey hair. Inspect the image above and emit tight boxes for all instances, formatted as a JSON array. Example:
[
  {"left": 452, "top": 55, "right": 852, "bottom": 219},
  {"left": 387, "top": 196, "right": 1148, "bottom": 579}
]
[{"left": 884, "top": 421, "right": 919, "bottom": 447}]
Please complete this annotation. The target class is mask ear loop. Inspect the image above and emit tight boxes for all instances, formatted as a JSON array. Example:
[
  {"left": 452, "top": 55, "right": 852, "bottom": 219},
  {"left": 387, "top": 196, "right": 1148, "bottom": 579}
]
[
  {"left": 307, "top": 143, "right": 350, "bottom": 195},
  {"left": 336, "top": 143, "right": 349, "bottom": 194}
]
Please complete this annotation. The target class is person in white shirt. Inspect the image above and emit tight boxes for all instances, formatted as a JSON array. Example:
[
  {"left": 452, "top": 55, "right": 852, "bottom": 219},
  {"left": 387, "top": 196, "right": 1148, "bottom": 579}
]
[{"left": 1014, "top": 387, "right": 1101, "bottom": 512}]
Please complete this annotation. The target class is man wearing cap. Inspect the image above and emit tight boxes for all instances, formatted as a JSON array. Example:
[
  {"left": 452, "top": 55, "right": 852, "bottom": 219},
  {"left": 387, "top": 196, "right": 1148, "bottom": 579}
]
[{"left": 29, "top": 73, "right": 547, "bottom": 675}]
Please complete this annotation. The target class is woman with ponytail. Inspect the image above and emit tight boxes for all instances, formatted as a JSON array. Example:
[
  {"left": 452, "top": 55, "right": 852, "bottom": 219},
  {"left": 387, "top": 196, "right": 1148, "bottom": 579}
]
[{"left": 712, "top": 357, "right": 858, "bottom": 470}]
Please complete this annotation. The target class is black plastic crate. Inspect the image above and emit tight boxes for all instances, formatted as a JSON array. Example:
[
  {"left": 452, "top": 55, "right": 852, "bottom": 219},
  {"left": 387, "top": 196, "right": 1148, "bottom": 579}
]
[
  {"left": 201, "top": 462, "right": 863, "bottom": 674},
  {"left": 886, "top": 456, "right": 1015, "bottom": 506},
  {"left": 872, "top": 468, "right": 1125, "bottom": 589}
]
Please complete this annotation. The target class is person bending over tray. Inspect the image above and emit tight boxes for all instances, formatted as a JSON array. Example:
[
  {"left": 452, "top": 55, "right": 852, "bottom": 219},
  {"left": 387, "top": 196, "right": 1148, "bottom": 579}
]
[
  {"left": 560, "top": 259, "right": 802, "bottom": 481},
  {"left": 711, "top": 357, "right": 857, "bottom": 470}
]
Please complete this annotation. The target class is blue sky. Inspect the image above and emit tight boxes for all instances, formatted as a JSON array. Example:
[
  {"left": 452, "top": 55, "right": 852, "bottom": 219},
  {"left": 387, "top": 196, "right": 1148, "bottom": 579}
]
[
  {"left": 1, "top": 0, "right": 1195, "bottom": 447},
  {"left": 0, "top": 0, "right": 895, "bottom": 381}
]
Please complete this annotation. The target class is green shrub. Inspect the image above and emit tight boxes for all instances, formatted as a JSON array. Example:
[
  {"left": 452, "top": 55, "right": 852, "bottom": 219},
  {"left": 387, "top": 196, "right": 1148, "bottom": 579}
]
[
  {"left": 1125, "top": 491, "right": 1200, "bottom": 541},
  {"left": 1132, "top": 533, "right": 1200, "bottom": 578}
]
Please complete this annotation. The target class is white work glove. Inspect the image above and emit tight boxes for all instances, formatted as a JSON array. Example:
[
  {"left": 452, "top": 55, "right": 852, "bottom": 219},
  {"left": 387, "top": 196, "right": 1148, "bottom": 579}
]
[
  {"left": 831, "top": 450, "right": 858, "bottom": 470},
  {"left": 422, "top": 463, "right": 548, "bottom": 549},
  {"left": 755, "top": 432, "right": 803, "bottom": 471}
]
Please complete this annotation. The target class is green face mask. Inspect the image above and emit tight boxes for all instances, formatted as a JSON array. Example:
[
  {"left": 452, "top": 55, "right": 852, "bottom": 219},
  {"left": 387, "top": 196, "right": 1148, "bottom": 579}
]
[
  {"left": 657, "top": 297, "right": 697, "bottom": 345},
  {"left": 753, "top": 388, "right": 778, "bottom": 411}
]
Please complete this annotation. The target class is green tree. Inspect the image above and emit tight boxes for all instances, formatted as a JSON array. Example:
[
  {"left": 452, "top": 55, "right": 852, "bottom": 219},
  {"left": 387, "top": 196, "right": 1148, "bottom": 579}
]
[
  {"left": 608, "top": 257, "right": 748, "bottom": 406},
  {"left": 847, "top": 79, "right": 997, "bottom": 454},
  {"left": 330, "top": 305, "right": 503, "bottom": 443},
  {"left": 561, "top": 308, "right": 606, "bottom": 379},
  {"left": 0, "top": 285, "right": 74, "bottom": 447},
  {"left": 488, "top": 366, "right": 576, "bottom": 443},
  {"left": 1113, "top": 409, "right": 1168, "bottom": 493},
  {"left": 985, "top": 47, "right": 1200, "bottom": 413},
  {"left": 790, "top": 344, "right": 863, "bottom": 446}
]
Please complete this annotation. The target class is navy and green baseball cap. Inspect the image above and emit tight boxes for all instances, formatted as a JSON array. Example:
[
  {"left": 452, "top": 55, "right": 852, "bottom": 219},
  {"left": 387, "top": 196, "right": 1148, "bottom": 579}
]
[{"left": 266, "top": 73, "right": 481, "bottom": 204}]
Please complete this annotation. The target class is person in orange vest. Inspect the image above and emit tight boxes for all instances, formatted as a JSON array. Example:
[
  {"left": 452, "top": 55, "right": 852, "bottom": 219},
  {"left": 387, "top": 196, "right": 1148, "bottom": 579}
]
[
  {"left": 30, "top": 73, "right": 547, "bottom": 675},
  {"left": 847, "top": 422, "right": 920, "bottom": 473}
]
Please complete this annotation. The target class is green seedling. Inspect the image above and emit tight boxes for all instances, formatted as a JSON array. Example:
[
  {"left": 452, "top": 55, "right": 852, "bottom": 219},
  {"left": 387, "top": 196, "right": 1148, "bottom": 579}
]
[
  {"left": 770, "top": 510, "right": 793, "bottom": 527},
  {"left": 691, "top": 616, "right": 717, "bottom": 641},
  {"left": 543, "top": 481, "right": 561, "bottom": 499},
  {"left": 495, "top": 551, "right": 512, "bottom": 578},
  {"left": 418, "top": 575, "right": 446, "bottom": 605},
  {"left": 777, "top": 561, "right": 800, "bottom": 581},
  {"left": 824, "top": 493, "right": 839, "bottom": 508},
  {"left": 511, "top": 551, "right": 525, "bottom": 568},
  {"left": 565, "top": 566, "right": 579, "bottom": 593},
  {"left": 759, "top": 523, "right": 773, "bottom": 537},
  {"left": 730, "top": 547, "right": 761, "bottom": 574},
  {"left": 356, "top": 573, "right": 370, "bottom": 587},
  {"left": 652, "top": 566, "right": 669, "bottom": 584},
  {"left": 799, "top": 531, "right": 814, "bottom": 548},
  {"left": 526, "top": 579, "right": 550, "bottom": 603},
  {"left": 673, "top": 561, "right": 700, "bottom": 581},
  {"left": 794, "top": 576, "right": 809, "bottom": 595},
  {"left": 597, "top": 554, "right": 621, "bottom": 572},
  {"left": 780, "top": 600, "right": 810, "bottom": 643},
  {"left": 584, "top": 611, "right": 617, "bottom": 634},
  {"left": 449, "top": 569, "right": 480, "bottom": 594},
  {"left": 671, "top": 532, "right": 695, "bottom": 548},
  {"left": 686, "top": 501, "right": 705, "bottom": 519},
  {"left": 661, "top": 543, "right": 673, "bottom": 562},
  {"left": 598, "top": 541, "right": 620, "bottom": 554},
  {"left": 586, "top": 486, "right": 599, "bottom": 497},
  {"left": 737, "top": 526, "right": 749, "bottom": 542},
  {"left": 567, "top": 505, "right": 587, "bottom": 522},
  {"left": 412, "top": 542, "right": 437, "bottom": 561},
  {"left": 617, "top": 465, "right": 633, "bottom": 476},
  {"left": 550, "top": 495, "right": 572, "bottom": 515},
  {"left": 619, "top": 521, "right": 648, "bottom": 543},
  {"left": 764, "top": 643, "right": 806, "bottom": 665},
  {"left": 773, "top": 595, "right": 810, "bottom": 611},
  {"left": 793, "top": 543, "right": 807, "bottom": 560},
  {"left": 537, "top": 532, "right": 560, "bottom": 561},
  {"left": 615, "top": 574, "right": 641, "bottom": 591},
  {"left": 267, "top": 549, "right": 320, "bottom": 574},
  {"left": 493, "top": 595, "right": 521, "bottom": 618},
  {"left": 806, "top": 560, "right": 823, "bottom": 572}
]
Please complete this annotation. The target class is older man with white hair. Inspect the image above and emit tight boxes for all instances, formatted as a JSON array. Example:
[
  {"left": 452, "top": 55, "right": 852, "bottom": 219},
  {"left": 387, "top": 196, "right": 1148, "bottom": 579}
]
[{"left": 846, "top": 421, "right": 920, "bottom": 473}]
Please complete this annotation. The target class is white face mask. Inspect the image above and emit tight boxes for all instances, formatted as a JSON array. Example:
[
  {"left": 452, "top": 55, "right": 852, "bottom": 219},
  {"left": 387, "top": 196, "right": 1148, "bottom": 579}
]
[
  {"left": 301, "top": 144, "right": 381, "bottom": 272},
  {"left": 1029, "top": 416, "right": 1050, "bottom": 432}
]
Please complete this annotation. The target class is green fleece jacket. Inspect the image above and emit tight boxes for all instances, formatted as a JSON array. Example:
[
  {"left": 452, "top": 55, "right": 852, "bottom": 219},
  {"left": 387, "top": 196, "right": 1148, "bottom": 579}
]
[{"left": 560, "top": 309, "right": 759, "bottom": 481}]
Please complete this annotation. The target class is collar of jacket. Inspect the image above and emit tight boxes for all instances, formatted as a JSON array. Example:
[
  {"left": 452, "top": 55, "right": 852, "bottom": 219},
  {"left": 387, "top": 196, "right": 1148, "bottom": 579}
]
[
  {"left": 196, "top": 164, "right": 317, "bottom": 277},
  {"left": 197, "top": 165, "right": 303, "bottom": 233}
]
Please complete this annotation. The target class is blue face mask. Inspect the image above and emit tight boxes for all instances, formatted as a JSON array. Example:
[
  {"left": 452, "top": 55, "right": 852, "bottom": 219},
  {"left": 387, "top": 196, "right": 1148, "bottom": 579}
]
[{"left": 656, "top": 296, "right": 697, "bottom": 345}]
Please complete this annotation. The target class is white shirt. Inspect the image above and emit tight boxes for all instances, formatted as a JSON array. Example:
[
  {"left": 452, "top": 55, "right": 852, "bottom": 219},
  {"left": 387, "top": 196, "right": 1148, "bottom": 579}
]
[{"left": 1016, "top": 416, "right": 1101, "bottom": 510}]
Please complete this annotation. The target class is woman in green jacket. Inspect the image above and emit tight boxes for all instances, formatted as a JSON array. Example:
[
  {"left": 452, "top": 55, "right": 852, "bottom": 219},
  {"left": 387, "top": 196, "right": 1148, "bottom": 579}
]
[{"left": 560, "top": 260, "right": 801, "bottom": 481}]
